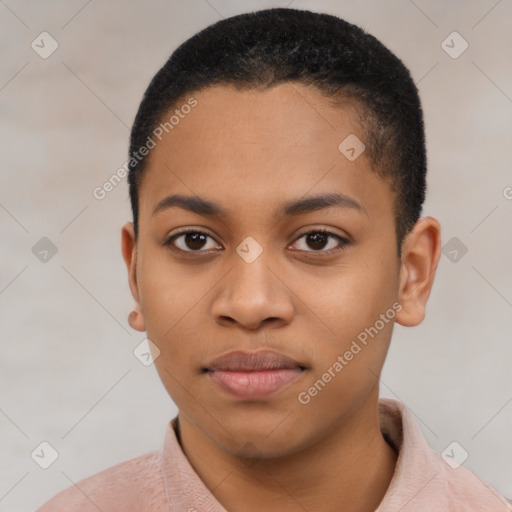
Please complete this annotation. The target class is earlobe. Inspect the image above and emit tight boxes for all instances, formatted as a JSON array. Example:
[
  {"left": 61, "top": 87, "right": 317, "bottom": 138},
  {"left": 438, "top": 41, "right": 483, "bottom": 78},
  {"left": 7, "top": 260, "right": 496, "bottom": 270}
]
[
  {"left": 128, "top": 303, "right": 146, "bottom": 332},
  {"left": 395, "top": 217, "right": 442, "bottom": 327},
  {"left": 121, "top": 222, "right": 146, "bottom": 332}
]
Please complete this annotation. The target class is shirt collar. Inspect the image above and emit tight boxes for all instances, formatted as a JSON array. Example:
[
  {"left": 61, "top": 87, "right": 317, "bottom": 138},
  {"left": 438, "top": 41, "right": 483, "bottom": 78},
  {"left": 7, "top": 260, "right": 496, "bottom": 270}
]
[
  {"left": 375, "top": 398, "right": 440, "bottom": 510},
  {"left": 158, "top": 398, "right": 446, "bottom": 511}
]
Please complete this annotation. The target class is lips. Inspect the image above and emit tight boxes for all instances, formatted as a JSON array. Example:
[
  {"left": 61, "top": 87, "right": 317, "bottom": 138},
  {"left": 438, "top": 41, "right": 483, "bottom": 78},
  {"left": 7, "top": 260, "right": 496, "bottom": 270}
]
[{"left": 205, "top": 350, "right": 306, "bottom": 400}]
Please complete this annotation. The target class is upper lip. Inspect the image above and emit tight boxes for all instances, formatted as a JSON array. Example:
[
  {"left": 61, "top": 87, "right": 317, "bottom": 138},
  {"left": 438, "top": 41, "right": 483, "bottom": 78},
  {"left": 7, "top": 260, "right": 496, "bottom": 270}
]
[{"left": 205, "top": 350, "right": 306, "bottom": 372}]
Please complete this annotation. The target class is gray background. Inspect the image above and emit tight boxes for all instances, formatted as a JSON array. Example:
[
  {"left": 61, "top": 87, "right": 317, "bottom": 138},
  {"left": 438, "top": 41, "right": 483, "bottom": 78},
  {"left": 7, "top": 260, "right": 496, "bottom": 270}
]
[{"left": 1, "top": 0, "right": 511, "bottom": 510}]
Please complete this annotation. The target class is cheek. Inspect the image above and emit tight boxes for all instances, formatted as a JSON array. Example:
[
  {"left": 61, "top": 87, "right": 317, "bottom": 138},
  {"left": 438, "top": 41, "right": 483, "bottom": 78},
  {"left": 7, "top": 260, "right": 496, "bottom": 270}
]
[
  {"left": 295, "top": 312, "right": 395, "bottom": 430},
  {"left": 138, "top": 253, "right": 207, "bottom": 346},
  {"left": 296, "top": 253, "right": 399, "bottom": 390},
  {"left": 297, "top": 258, "right": 399, "bottom": 339}
]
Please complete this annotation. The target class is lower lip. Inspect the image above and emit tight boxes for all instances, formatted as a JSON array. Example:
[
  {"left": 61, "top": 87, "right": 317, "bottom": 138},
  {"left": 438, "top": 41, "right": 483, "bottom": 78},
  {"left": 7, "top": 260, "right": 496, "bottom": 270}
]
[{"left": 208, "top": 368, "right": 304, "bottom": 400}]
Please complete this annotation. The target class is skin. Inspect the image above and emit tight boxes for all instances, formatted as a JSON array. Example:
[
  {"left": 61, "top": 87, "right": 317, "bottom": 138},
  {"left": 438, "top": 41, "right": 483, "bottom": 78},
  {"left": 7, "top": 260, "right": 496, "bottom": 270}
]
[{"left": 121, "top": 83, "right": 441, "bottom": 512}]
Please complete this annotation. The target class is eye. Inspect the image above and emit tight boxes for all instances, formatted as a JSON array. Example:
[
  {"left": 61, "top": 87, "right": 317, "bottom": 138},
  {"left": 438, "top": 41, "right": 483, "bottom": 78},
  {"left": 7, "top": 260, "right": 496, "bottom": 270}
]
[
  {"left": 164, "top": 228, "right": 350, "bottom": 256},
  {"left": 290, "top": 229, "right": 350, "bottom": 255},
  {"left": 164, "top": 230, "right": 221, "bottom": 253}
]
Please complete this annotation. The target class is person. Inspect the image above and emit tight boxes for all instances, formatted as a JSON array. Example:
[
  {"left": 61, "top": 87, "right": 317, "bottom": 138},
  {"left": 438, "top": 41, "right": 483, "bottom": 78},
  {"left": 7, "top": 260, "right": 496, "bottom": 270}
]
[{"left": 37, "top": 7, "right": 512, "bottom": 511}]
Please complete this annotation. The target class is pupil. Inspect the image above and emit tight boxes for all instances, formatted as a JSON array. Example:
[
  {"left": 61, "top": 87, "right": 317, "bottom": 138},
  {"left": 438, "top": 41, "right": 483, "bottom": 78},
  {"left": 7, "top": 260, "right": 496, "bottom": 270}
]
[
  {"left": 307, "top": 232, "right": 328, "bottom": 250},
  {"left": 186, "top": 232, "right": 206, "bottom": 250}
]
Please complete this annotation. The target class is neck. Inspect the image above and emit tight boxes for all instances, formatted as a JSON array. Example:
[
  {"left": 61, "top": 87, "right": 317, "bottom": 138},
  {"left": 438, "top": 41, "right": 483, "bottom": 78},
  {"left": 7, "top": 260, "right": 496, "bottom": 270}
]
[{"left": 177, "top": 390, "right": 397, "bottom": 512}]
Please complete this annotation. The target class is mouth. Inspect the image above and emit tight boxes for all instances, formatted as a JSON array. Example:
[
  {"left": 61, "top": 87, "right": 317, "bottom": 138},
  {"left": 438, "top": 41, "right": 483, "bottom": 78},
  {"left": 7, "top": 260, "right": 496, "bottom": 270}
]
[{"left": 204, "top": 349, "right": 307, "bottom": 400}]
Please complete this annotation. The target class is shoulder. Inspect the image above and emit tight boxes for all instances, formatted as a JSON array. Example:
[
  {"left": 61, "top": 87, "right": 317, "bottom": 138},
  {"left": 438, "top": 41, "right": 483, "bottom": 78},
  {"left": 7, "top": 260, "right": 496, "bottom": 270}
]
[
  {"left": 435, "top": 460, "right": 512, "bottom": 510},
  {"left": 378, "top": 399, "right": 512, "bottom": 511},
  {"left": 36, "top": 450, "right": 166, "bottom": 512}
]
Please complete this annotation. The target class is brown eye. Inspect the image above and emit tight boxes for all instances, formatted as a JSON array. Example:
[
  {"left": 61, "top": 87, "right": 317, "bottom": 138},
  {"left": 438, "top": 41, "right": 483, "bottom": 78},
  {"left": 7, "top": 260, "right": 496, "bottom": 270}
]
[
  {"left": 304, "top": 232, "right": 329, "bottom": 250},
  {"left": 182, "top": 232, "right": 208, "bottom": 250},
  {"left": 165, "top": 230, "right": 221, "bottom": 252},
  {"left": 292, "top": 230, "right": 350, "bottom": 254}
]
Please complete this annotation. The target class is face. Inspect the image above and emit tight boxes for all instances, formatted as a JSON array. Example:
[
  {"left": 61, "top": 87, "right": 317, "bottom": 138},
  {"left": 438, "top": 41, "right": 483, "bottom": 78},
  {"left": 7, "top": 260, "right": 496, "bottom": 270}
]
[{"left": 123, "top": 84, "right": 408, "bottom": 459}]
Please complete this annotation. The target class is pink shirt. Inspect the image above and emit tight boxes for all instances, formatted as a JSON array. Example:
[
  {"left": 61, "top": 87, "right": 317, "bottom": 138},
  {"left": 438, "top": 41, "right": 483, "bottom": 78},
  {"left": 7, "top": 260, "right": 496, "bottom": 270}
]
[{"left": 37, "top": 398, "right": 512, "bottom": 511}]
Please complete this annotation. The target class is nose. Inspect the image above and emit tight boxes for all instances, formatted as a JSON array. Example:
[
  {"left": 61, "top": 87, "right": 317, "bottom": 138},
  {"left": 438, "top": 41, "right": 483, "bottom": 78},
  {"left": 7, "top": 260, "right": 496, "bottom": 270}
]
[{"left": 211, "top": 251, "right": 295, "bottom": 331}]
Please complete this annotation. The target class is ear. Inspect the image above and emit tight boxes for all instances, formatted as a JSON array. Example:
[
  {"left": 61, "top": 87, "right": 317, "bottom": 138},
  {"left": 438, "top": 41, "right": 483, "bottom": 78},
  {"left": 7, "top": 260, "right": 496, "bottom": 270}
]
[
  {"left": 395, "top": 217, "right": 442, "bottom": 327},
  {"left": 121, "top": 222, "right": 146, "bottom": 332}
]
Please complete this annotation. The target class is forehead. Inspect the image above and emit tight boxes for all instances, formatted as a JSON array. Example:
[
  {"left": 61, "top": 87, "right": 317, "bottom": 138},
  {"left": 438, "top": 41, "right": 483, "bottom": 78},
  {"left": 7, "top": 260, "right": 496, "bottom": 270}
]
[{"left": 138, "top": 84, "right": 394, "bottom": 224}]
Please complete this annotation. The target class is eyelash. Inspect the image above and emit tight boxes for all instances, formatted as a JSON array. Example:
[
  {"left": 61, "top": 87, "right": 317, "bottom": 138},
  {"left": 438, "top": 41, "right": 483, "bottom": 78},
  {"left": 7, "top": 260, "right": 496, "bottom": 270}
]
[{"left": 163, "top": 228, "right": 351, "bottom": 257}]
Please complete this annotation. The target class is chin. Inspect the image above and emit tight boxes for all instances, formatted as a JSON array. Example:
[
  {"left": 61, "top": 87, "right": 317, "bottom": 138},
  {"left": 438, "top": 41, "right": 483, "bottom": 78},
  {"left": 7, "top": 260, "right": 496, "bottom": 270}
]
[{"left": 210, "top": 419, "right": 307, "bottom": 460}]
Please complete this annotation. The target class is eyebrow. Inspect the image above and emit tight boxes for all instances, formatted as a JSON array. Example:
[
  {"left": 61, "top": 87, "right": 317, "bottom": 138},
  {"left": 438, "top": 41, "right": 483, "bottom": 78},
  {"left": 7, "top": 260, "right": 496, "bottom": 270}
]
[{"left": 152, "top": 192, "right": 367, "bottom": 219}]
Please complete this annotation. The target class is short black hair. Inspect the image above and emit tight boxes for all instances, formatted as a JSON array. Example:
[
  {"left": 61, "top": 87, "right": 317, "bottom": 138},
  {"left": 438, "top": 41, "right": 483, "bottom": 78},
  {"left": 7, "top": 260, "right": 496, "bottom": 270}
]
[{"left": 128, "top": 7, "right": 426, "bottom": 254}]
